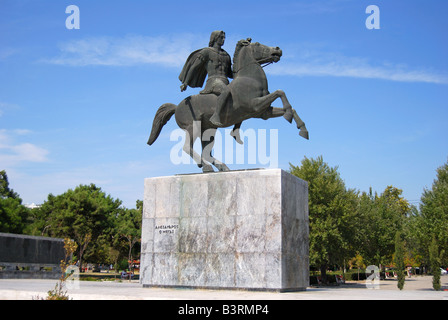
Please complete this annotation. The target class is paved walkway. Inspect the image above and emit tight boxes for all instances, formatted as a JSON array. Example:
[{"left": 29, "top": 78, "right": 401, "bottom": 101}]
[{"left": 0, "top": 276, "right": 447, "bottom": 300}]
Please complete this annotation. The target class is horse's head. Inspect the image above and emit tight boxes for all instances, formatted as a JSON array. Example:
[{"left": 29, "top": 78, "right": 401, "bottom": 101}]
[
  {"left": 251, "top": 41, "right": 282, "bottom": 64},
  {"left": 233, "top": 38, "right": 282, "bottom": 73}
]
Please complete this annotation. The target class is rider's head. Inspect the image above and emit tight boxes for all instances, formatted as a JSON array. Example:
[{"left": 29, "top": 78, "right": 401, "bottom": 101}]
[{"left": 209, "top": 31, "right": 225, "bottom": 47}]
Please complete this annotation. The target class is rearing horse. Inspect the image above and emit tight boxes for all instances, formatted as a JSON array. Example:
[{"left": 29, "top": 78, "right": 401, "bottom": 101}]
[{"left": 148, "top": 38, "right": 309, "bottom": 172}]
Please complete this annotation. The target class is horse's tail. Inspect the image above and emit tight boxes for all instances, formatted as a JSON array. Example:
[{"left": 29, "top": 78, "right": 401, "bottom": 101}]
[{"left": 147, "top": 103, "right": 176, "bottom": 145}]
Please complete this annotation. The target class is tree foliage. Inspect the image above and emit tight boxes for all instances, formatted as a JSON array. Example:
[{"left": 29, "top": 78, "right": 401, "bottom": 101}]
[
  {"left": 356, "top": 186, "right": 409, "bottom": 267},
  {"left": 290, "top": 157, "right": 413, "bottom": 281},
  {"left": 0, "top": 170, "right": 29, "bottom": 233},
  {"left": 36, "top": 184, "right": 122, "bottom": 268},
  {"left": 416, "top": 160, "right": 448, "bottom": 265},
  {"left": 290, "top": 156, "right": 358, "bottom": 282},
  {"left": 394, "top": 232, "right": 406, "bottom": 290},
  {"left": 429, "top": 237, "right": 442, "bottom": 290},
  {"left": 114, "top": 200, "right": 142, "bottom": 271},
  {"left": 0, "top": 172, "right": 144, "bottom": 270},
  {"left": 0, "top": 170, "right": 19, "bottom": 199}
]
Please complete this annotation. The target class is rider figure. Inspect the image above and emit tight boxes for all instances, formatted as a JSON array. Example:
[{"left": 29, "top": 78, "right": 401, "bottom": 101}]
[{"left": 179, "top": 31, "right": 233, "bottom": 127}]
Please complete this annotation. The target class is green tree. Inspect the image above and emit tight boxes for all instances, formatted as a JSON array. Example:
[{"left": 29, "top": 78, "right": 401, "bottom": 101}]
[
  {"left": 417, "top": 160, "right": 448, "bottom": 266},
  {"left": 0, "top": 170, "right": 29, "bottom": 233},
  {"left": 381, "top": 185, "right": 410, "bottom": 217},
  {"left": 290, "top": 156, "right": 358, "bottom": 283},
  {"left": 394, "top": 231, "right": 406, "bottom": 290},
  {"left": 355, "top": 186, "right": 409, "bottom": 268},
  {"left": 429, "top": 237, "right": 442, "bottom": 291},
  {"left": 113, "top": 200, "right": 142, "bottom": 272},
  {"left": 349, "top": 253, "right": 365, "bottom": 281},
  {"left": 0, "top": 170, "right": 19, "bottom": 199},
  {"left": 24, "top": 205, "right": 52, "bottom": 236},
  {"left": 404, "top": 206, "right": 427, "bottom": 270},
  {"left": 37, "top": 184, "right": 122, "bottom": 269},
  {"left": 355, "top": 189, "right": 379, "bottom": 266}
]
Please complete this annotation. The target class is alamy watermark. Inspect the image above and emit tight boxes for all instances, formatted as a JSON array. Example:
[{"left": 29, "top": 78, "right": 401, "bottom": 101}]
[
  {"left": 169, "top": 123, "right": 279, "bottom": 169},
  {"left": 65, "top": 265, "right": 80, "bottom": 290},
  {"left": 64, "top": 5, "right": 380, "bottom": 31},
  {"left": 64, "top": 5, "right": 380, "bottom": 30},
  {"left": 365, "top": 5, "right": 380, "bottom": 30},
  {"left": 365, "top": 265, "right": 380, "bottom": 289},
  {"left": 65, "top": 5, "right": 80, "bottom": 30}
]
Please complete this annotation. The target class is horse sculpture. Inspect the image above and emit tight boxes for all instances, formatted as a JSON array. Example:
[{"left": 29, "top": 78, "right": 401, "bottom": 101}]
[{"left": 148, "top": 38, "right": 309, "bottom": 172}]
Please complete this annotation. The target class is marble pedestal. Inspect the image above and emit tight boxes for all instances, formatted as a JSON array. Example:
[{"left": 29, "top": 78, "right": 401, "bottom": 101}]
[{"left": 140, "top": 169, "right": 309, "bottom": 291}]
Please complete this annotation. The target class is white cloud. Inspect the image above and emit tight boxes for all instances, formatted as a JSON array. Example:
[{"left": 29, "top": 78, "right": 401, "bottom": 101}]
[
  {"left": 268, "top": 51, "right": 448, "bottom": 85},
  {"left": 10, "top": 143, "right": 49, "bottom": 162},
  {"left": 0, "top": 129, "right": 49, "bottom": 166},
  {"left": 43, "top": 34, "right": 204, "bottom": 67},
  {"left": 43, "top": 34, "right": 448, "bottom": 85}
]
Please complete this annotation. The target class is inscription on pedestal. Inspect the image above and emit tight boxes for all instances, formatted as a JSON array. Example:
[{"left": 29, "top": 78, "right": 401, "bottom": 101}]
[{"left": 155, "top": 224, "right": 179, "bottom": 234}]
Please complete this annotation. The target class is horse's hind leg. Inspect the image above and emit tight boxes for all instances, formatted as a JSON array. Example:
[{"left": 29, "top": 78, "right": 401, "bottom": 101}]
[
  {"left": 182, "top": 127, "right": 209, "bottom": 170},
  {"left": 202, "top": 129, "right": 229, "bottom": 172}
]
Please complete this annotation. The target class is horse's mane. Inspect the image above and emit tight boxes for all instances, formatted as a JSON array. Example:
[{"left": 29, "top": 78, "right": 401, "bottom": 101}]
[{"left": 232, "top": 38, "right": 251, "bottom": 74}]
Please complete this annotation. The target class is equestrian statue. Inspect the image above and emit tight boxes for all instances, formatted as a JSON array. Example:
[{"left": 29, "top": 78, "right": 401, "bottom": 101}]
[{"left": 148, "top": 31, "right": 309, "bottom": 173}]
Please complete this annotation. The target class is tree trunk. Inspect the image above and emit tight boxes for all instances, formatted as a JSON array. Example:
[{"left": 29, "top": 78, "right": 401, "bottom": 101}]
[
  {"left": 128, "top": 238, "right": 133, "bottom": 280},
  {"left": 320, "top": 264, "right": 328, "bottom": 285}
]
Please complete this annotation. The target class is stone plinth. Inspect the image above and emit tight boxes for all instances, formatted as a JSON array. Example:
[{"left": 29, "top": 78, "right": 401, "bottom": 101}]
[{"left": 140, "top": 169, "right": 309, "bottom": 291}]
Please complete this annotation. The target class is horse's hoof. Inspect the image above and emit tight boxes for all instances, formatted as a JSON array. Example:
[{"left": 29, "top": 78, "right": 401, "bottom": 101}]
[
  {"left": 202, "top": 164, "right": 214, "bottom": 173},
  {"left": 217, "top": 164, "right": 230, "bottom": 172},
  {"left": 299, "top": 129, "right": 309, "bottom": 140},
  {"left": 283, "top": 109, "right": 293, "bottom": 123},
  {"left": 231, "top": 130, "right": 243, "bottom": 145}
]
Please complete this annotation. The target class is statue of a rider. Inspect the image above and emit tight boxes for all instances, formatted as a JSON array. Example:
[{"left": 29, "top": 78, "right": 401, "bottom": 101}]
[{"left": 179, "top": 31, "right": 242, "bottom": 141}]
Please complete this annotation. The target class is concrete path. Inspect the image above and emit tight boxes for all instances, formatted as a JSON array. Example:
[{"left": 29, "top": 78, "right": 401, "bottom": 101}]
[{"left": 0, "top": 276, "right": 447, "bottom": 300}]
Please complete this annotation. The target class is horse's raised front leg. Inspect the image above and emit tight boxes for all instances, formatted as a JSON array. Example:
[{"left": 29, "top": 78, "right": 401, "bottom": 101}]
[
  {"left": 250, "top": 90, "right": 293, "bottom": 122},
  {"left": 259, "top": 107, "right": 309, "bottom": 140},
  {"left": 251, "top": 91, "right": 308, "bottom": 140},
  {"left": 277, "top": 90, "right": 293, "bottom": 123},
  {"left": 258, "top": 106, "right": 286, "bottom": 120},
  {"left": 292, "top": 109, "right": 309, "bottom": 140}
]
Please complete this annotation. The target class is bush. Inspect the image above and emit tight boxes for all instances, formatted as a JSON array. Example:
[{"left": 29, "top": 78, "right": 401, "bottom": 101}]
[
  {"left": 349, "top": 272, "right": 367, "bottom": 281},
  {"left": 429, "top": 238, "right": 441, "bottom": 291},
  {"left": 117, "top": 258, "right": 129, "bottom": 271},
  {"left": 309, "top": 276, "right": 319, "bottom": 285},
  {"left": 309, "top": 274, "right": 338, "bottom": 285}
]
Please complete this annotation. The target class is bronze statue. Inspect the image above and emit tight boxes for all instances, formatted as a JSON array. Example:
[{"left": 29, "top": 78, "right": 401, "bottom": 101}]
[
  {"left": 148, "top": 33, "right": 309, "bottom": 173},
  {"left": 179, "top": 31, "right": 243, "bottom": 140},
  {"left": 179, "top": 31, "right": 232, "bottom": 126}
]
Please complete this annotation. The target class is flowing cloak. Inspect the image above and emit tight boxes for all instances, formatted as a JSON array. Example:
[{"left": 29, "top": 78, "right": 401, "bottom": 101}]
[{"left": 178, "top": 48, "right": 208, "bottom": 88}]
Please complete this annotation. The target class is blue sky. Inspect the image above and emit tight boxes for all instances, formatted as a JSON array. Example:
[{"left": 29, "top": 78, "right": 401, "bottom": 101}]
[{"left": 1, "top": 0, "right": 447, "bottom": 208}]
